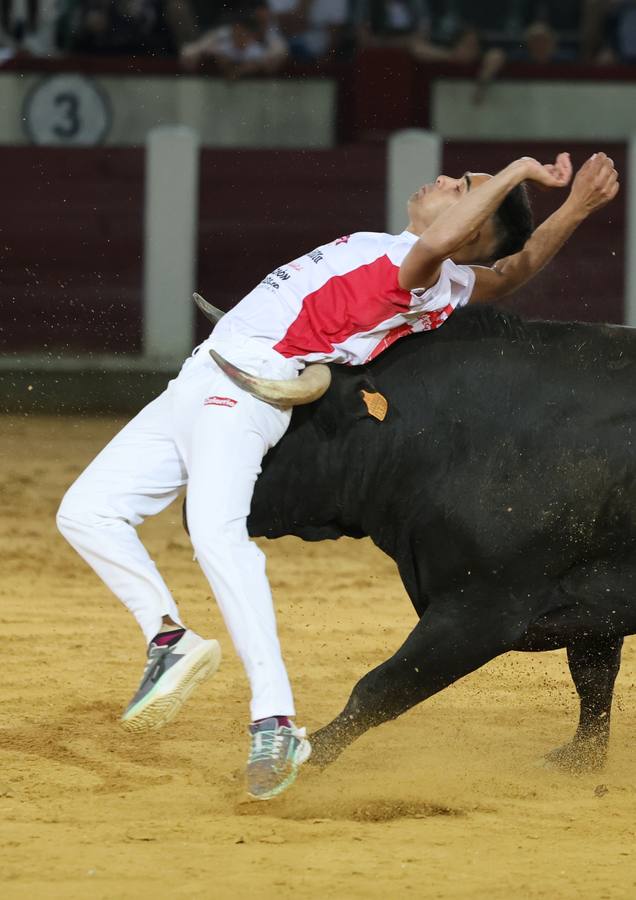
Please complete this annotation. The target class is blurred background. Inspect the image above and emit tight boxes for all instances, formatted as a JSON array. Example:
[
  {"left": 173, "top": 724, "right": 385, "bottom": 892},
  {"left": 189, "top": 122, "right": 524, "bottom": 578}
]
[{"left": 0, "top": 0, "right": 633, "bottom": 411}]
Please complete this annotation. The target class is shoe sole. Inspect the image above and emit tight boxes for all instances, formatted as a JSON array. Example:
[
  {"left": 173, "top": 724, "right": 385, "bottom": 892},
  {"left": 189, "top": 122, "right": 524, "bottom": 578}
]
[
  {"left": 247, "top": 737, "right": 312, "bottom": 801},
  {"left": 120, "top": 640, "right": 221, "bottom": 734}
]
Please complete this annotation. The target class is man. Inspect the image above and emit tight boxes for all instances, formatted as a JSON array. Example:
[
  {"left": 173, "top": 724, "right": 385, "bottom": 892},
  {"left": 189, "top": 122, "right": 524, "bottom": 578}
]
[
  {"left": 57, "top": 151, "right": 618, "bottom": 801},
  {"left": 179, "top": 8, "right": 288, "bottom": 77}
]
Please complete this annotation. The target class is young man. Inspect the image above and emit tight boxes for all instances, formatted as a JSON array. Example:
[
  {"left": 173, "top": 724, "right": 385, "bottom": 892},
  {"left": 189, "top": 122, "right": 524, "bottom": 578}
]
[{"left": 57, "top": 151, "right": 618, "bottom": 800}]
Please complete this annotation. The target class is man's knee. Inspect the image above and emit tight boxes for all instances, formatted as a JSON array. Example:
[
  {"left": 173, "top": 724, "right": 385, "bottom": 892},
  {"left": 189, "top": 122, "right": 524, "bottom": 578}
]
[
  {"left": 188, "top": 516, "right": 254, "bottom": 562},
  {"left": 56, "top": 486, "right": 91, "bottom": 539},
  {"left": 56, "top": 484, "right": 115, "bottom": 540}
]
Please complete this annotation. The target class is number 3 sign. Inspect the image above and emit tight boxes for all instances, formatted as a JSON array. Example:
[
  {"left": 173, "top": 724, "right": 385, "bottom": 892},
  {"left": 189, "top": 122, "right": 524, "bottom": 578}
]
[{"left": 23, "top": 74, "right": 111, "bottom": 146}]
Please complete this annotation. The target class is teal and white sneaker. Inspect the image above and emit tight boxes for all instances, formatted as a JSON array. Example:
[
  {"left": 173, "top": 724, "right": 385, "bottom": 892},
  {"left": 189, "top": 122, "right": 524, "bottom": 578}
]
[
  {"left": 120, "top": 629, "right": 221, "bottom": 733},
  {"left": 246, "top": 717, "right": 312, "bottom": 800}
]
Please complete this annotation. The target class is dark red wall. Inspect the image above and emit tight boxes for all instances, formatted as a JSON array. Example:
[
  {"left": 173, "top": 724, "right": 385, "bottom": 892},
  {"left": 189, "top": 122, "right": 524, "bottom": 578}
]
[
  {"left": 1, "top": 147, "right": 144, "bottom": 355},
  {"left": 1, "top": 142, "right": 626, "bottom": 356},
  {"left": 195, "top": 146, "right": 387, "bottom": 342}
]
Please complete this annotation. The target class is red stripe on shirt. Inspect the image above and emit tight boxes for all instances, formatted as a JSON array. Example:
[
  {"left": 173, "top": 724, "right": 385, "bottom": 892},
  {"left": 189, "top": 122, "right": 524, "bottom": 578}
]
[
  {"left": 273, "top": 255, "right": 412, "bottom": 359},
  {"left": 365, "top": 302, "right": 455, "bottom": 362},
  {"left": 365, "top": 322, "right": 414, "bottom": 362}
]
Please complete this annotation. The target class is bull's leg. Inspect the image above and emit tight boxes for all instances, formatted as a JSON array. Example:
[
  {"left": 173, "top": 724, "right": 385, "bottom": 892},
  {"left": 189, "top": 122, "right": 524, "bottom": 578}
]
[
  {"left": 544, "top": 635, "right": 623, "bottom": 773},
  {"left": 309, "top": 597, "right": 524, "bottom": 767}
]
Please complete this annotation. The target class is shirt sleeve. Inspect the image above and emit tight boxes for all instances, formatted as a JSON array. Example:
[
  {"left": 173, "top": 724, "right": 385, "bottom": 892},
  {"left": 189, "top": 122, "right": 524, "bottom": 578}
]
[{"left": 410, "top": 259, "right": 476, "bottom": 312}]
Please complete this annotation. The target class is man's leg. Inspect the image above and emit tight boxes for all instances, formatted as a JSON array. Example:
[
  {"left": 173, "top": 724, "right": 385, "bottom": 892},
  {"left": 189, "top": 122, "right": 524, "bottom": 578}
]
[
  {"left": 56, "top": 390, "right": 221, "bottom": 729},
  {"left": 57, "top": 393, "right": 187, "bottom": 640},
  {"left": 185, "top": 391, "right": 294, "bottom": 720},
  {"left": 183, "top": 381, "right": 310, "bottom": 798}
]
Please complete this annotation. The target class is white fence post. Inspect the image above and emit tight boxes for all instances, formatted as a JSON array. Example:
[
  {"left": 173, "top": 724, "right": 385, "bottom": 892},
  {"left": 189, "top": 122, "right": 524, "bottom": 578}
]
[
  {"left": 387, "top": 130, "right": 442, "bottom": 235},
  {"left": 143, "top": 125, "right": 200, "bottom": 364},
  {"left": 626, "top": 136, "right": 636, "bottom": 326}
]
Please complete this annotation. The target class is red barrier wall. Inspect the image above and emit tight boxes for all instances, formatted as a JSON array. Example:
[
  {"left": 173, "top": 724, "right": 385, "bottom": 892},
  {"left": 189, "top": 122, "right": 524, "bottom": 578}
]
[
  {"left": 195, "top": 146, "right": 386, "bottom": 343},
  {"left": 0, "top": 142, "right": 626, "bottom": 357},
  {"left": 1, "top": 147, "right": 144, "bottom": 354}
]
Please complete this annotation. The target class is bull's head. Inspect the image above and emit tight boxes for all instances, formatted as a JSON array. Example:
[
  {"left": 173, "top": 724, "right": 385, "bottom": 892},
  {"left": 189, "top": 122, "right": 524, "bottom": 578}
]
[
  {"left": 193, "top": 292, "right": 331, "bottom": 407},
  {"left": 208, "top": 349, "right": 331, "bottom": 408}
]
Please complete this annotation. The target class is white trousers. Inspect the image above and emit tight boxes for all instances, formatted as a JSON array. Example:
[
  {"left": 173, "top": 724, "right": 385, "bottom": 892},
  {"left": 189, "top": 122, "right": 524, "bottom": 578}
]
[{"left": 57, "top": 337, "right": 297, "bottom": 721}]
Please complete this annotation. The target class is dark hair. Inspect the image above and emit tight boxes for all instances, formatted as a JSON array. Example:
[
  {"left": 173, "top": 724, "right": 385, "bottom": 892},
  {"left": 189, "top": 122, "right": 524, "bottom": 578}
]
[{"left": 488, "top": 182, "right": 534, "bottom": 263}]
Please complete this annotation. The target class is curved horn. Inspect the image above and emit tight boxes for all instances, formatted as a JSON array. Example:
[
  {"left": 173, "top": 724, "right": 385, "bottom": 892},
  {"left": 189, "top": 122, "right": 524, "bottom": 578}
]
[
  {"left": 209, "top": 349, "right": 331, "bottom": 407},
  {"left": 193, "top": 292, "right": 225, "bottom": 325}
]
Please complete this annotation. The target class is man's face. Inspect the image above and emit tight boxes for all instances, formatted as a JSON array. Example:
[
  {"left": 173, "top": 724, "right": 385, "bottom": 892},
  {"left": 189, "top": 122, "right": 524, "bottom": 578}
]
[{"left": 407, "top": 171, "right": 492, "bottom": 230}]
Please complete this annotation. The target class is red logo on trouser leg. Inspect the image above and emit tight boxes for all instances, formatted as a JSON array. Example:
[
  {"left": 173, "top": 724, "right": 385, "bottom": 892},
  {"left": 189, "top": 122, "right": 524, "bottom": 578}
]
[{"left": 204, "top": 396, "right": 238, "bottom": 407}]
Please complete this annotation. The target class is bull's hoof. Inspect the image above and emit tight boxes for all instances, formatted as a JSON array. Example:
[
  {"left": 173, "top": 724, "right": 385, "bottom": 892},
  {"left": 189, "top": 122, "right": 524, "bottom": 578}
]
[{"left": 542, "top": 739, "right": 607, "bottom": 774}]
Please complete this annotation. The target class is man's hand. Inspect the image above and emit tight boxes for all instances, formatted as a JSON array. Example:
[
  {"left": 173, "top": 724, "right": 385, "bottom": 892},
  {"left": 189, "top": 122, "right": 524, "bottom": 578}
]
[
  {"left": 470, "top": 150, "right": 619, "bottom": 304},
  {"left": 567, "top": 152, "right": 620, "bottom": 216},
  {"left": 513, "top": 152, "right": 573, "bottom": 189}
]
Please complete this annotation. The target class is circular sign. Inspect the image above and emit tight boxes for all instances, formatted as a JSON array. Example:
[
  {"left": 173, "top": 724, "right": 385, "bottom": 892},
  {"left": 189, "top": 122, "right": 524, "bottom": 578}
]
[{"left": 23, "top": 74, "right": 111, "bottom": 146}]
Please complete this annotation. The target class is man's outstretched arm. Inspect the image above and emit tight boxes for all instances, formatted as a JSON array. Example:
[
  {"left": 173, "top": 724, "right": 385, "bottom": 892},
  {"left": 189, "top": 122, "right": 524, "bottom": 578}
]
[
  {"left": 399, "top": 154, "right": 571, "bottom": 292},
  {"left": 469, "top": 152, "right": 619, "bottom": 304}
]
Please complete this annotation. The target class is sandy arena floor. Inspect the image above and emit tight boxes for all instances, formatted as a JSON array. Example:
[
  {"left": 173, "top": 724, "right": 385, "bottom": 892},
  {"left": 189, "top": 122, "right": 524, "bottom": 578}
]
[{"left": 1, "top": 414, "right": 636, "bottom": 900}]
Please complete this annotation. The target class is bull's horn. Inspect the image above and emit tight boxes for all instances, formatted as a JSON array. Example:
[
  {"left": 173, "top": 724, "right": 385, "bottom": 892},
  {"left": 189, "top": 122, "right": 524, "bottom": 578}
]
[
  {"left": 193, "top": 292, "right": 225, "bottom": 325},
  {"left": 209, "top": 348, "right": 331, "bottom": 407}
]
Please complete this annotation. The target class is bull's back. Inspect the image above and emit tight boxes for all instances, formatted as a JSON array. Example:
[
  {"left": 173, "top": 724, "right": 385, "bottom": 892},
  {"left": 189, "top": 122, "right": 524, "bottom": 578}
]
[
  {"left": 252, "top": 311, "right": 636, "bottom": 572},
  {"left": 356, "top": 314, "right": 636, "bottom": 577}
]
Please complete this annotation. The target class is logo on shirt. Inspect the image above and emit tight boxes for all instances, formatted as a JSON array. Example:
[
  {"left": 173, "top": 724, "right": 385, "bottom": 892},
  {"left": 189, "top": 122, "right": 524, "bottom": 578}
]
[
  {"left": 204, "top": 396, "right": 238, "bottom": 408},
  {"left": 335, "top": 234, "right": 351, "bottom": 245},
  {"left": 260, "top": 275, "right": 279, "bottom": 290}
]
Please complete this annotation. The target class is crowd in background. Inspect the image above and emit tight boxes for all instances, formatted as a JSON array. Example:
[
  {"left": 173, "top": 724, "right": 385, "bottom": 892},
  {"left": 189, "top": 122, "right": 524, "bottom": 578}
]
[{"left": 1, "top": 1, "right": 636, "bottom": 76}]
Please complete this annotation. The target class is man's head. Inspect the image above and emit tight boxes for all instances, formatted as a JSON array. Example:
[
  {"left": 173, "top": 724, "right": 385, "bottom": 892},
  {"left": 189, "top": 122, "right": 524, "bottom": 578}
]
[{"left": 407, "top": 172, "right": 534, "bottom": 265}]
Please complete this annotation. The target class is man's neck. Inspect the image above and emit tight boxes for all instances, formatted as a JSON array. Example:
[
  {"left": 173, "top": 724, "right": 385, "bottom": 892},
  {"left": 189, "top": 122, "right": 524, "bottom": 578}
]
[{"left": 405, "top": 221, "right": 487, "bottom": 265}]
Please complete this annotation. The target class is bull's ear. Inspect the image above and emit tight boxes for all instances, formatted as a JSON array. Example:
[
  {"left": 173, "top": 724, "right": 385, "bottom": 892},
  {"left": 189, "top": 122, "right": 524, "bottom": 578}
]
[
  {"left": 312, "top": 368, "right": 384, "bottom": 437},
  {"left": 360, "top": 388, "right": 388, "bottom": 421}
]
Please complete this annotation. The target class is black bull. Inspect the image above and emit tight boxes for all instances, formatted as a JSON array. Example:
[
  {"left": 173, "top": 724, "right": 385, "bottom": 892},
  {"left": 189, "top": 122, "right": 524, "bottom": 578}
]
[{"left": 193, "top": 306, "right": 636, "bottom": 772}]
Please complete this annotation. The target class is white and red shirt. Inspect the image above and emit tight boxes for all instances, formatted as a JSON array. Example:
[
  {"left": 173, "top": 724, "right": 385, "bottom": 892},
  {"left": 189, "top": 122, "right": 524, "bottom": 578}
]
[{"left": 210, "top": 230, "right": 475, "bottom": 368}]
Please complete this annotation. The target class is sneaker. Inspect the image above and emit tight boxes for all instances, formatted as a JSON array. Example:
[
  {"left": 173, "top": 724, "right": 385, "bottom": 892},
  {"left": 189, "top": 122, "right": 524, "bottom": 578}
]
[
  {"left": 246, "top": 717, "right": 312, "bottom": 800},
  {"left": 120, "top": 630, "right": 221, "bottom": 733}
]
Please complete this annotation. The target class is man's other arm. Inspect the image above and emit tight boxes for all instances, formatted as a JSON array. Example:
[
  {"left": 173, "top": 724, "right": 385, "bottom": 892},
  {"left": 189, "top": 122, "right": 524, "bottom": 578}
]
[
  {"left": 469, "top": 152, "right": 619, "bottom": 304},
  {"left": 398, "top": 155, "right": 571, "bottom": 292}
]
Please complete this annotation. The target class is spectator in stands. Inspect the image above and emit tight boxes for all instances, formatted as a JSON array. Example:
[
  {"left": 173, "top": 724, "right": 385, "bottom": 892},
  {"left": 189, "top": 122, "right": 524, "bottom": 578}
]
[
  {"left": 444, "top": 0, "right": 523, "bottom": 42},
  {"left": 470, "top": 1, "right": 613, "bottom": 103},
  {"left": 180, "top": 5, "right": 288, "bottom": 75},
  {"left": 519, "top": 1, "right": 583, "bottom": 60},
  {"left": 59, "top": 0, "right": 178, "bottom": 56},
  {"left": 410, "top": 23, "right": 481, "bottom": 63},
  {"left": 352, "top": 0, "right": 429, "bottom": 50},
  {"left": 350, "top": 0, "right": 480, "bottom": 64},
  {"left": 603, "top": 0, "right": 636, "bottom": 63},
  {"left": 515, "top": 1, "right": 618, "bottom": 63},
  {"left": 180, "top": 0, "right": 263, "bottom": 36},
  {"left": 271, "top": 0, "right": 350, "bottom": 61},
  {"left": 0, "top": 0, "right": 60, "bottom": 58}
]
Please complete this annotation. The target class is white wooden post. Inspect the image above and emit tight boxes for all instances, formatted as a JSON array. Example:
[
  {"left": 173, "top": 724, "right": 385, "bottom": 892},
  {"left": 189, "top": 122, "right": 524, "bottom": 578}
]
[
  {"left": 143, "top": 125, "right": 199, "bottom": 364},
  {"left": 387, "top": 129, "right": 442, "bottom": 235},
  {"left": 625, "top": 136, "right": 636, "bottom": 326}
]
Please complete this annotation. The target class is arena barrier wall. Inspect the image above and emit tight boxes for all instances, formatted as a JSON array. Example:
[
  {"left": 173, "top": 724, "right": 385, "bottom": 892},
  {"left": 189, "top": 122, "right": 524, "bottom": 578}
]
[{"left": 0, "top": 138, "right": 627, "bottom": 413}]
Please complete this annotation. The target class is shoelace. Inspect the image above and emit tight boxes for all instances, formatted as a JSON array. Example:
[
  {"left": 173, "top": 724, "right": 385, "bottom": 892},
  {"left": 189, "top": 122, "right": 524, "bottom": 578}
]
[
  {"left": 250, "top": 729, "right": 288, "bottom": 765},
  {"left": 140, "top": 644, "right": 174, "bottom": 685},
  {"left": 249, "top": 726, "right": 306, "bottom": 765}
]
